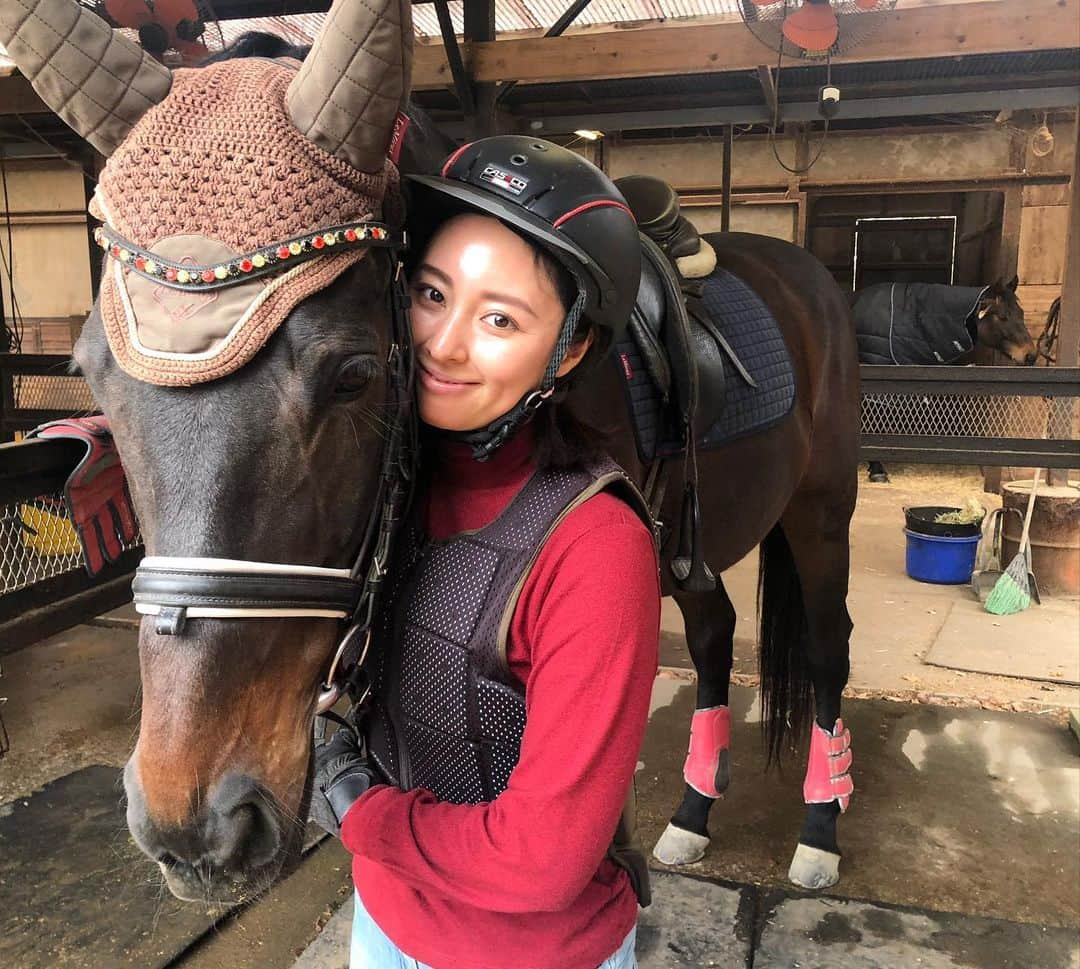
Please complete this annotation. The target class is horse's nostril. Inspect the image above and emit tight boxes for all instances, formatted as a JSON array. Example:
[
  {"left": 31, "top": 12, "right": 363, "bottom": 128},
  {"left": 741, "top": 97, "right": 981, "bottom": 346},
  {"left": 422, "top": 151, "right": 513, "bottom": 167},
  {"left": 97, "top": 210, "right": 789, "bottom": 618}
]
[
  {"left": 211, "top": 775, "right": 282, "bottom": 871},
  {"left": 226, "top": 799, "right": 279, "bottom": 869},
  {"left": 156, "top": 851, "right": 178, "bottom": 868}
]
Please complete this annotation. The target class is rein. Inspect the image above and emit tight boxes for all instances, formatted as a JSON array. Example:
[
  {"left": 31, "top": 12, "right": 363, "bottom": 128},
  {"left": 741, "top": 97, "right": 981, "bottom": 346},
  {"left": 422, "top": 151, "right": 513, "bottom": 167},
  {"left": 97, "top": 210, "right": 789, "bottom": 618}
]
[{"left": 131, "top": 243, "right": 417, "bottom": 714}]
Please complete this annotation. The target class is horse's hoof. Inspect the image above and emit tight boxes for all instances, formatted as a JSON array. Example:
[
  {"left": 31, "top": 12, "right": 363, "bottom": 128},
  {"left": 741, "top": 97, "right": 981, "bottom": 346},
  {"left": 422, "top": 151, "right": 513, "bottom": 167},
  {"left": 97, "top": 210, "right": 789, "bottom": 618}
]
[
  {"left": 788, "top": 843, "right": 841, "bottom": 889},
  {"left": 868, "top": 473, "right": 890, "bottom": 484},
  {"left": 652, "top": 823, "right": 709, "bottom": 866}
]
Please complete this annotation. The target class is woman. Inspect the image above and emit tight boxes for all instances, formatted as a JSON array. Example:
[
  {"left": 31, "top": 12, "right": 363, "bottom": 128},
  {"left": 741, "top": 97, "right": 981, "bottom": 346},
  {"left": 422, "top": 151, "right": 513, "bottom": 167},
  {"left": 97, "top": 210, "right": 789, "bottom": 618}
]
[{"left": 312, "top": 136, "right": 660, "bottom": 969}]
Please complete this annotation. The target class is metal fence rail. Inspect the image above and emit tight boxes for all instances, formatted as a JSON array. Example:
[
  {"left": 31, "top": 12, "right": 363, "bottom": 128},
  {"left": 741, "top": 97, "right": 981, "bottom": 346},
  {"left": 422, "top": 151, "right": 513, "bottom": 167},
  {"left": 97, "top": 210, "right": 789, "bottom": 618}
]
[
  {"left": 859, "top": 365, "right": 1080, "bottom": 468},
  {"left": 0, "top": 358, "right": 1076, "bottom": 654}
]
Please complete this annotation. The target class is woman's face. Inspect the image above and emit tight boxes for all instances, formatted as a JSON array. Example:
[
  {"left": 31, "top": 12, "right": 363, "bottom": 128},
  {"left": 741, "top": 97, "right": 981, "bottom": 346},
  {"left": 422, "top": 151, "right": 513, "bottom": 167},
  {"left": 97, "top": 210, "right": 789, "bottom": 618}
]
[{"left": 409, "top": 213, "right": 588, "bottom": 432}]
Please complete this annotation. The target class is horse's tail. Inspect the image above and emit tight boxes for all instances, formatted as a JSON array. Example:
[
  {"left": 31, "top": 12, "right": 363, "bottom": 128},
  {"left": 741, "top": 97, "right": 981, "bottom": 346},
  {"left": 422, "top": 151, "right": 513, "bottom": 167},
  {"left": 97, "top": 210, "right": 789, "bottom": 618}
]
[{"left": 757, "top": 523, "right": 814, "bottom": 767}]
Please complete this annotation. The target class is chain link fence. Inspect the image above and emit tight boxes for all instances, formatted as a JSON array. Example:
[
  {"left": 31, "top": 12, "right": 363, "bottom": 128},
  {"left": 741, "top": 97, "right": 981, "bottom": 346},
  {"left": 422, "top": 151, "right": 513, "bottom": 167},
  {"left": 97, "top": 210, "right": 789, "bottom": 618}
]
[
  {"left": 2, "top": 354, "right": 96, "bottom": 440},
  {"left": 10, "top": 372, "right": 96, "bottom": 413},
  {"left": 859, "top": 365, "right": 1080, "bottom": 468},
  {"left": 861, "top": 392, "right": 1078, "bottom": 440},
  {"left": 0, "top": 495, "right": 142, "bottom": 597}
]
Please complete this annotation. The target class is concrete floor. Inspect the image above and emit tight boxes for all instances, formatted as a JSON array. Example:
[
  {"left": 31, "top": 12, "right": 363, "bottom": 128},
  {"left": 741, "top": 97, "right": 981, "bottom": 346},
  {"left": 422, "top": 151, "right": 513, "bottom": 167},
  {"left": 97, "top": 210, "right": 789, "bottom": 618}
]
[
  {"left": 636, "top": 680, "right": 1079, "bottom": 928},
  {"left": 295, "top": 871, "right": 1080, "bottom": 969},
  {"left": 1, "top": 466, "right": 1077, "bottom": 966}
]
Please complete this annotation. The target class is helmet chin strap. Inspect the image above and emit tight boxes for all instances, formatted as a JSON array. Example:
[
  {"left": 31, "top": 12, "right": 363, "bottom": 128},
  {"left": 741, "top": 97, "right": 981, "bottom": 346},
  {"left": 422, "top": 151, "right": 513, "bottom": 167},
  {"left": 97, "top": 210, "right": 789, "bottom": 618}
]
[{"left": 445, "top": 283, "right": 587, "bottom": 462}]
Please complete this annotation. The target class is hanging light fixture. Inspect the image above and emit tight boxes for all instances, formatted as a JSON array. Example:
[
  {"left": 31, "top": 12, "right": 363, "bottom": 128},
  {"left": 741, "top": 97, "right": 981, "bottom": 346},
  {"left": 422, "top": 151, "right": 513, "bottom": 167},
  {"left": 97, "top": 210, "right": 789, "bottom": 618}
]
[
  {"left": 782, "top": 0, "right": 839, "bottom": 53},
  {"left": 1031, "top": 113, "right": 1055, "bottom": 158}
]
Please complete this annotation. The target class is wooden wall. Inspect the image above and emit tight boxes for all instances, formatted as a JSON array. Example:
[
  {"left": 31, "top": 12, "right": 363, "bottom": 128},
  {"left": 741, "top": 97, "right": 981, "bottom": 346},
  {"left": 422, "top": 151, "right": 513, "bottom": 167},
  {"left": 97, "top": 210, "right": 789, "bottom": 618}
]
[
  {"left": 601, "top": 113, "right": 1078, "bottom": 339},
  {"left": 0, "top": 158, "right": 93, "bottom": 354},
  {"left": 1016, "top": 119, "right": 1076, "bottom": 332},
  {"left": 2, "top": 114, "right": 1074, "bottom": 355}
]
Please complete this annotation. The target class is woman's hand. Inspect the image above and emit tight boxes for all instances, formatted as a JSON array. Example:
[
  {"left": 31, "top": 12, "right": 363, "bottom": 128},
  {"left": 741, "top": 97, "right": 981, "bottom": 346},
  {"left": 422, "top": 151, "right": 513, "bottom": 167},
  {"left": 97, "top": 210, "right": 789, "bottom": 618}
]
[{"left": 310, "top": 720, "right": 383, "bottom": 838}]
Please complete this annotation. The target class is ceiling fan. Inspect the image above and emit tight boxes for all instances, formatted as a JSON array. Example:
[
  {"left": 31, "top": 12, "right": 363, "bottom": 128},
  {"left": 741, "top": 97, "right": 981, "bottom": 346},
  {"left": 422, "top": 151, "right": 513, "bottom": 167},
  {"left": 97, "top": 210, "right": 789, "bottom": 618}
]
[
  {"left": 81, "top": 0, "right": 224, "bottom": 64},
  {"left": 740, "top": 0, "right": 898, "bottom": 61}
]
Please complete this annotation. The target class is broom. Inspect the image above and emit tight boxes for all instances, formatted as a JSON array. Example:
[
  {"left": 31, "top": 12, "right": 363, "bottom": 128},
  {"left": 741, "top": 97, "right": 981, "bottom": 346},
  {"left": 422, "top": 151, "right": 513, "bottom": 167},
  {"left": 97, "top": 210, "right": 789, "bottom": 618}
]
[{"left": 985, "top": 470, "right": 1041, "bottom": 616}]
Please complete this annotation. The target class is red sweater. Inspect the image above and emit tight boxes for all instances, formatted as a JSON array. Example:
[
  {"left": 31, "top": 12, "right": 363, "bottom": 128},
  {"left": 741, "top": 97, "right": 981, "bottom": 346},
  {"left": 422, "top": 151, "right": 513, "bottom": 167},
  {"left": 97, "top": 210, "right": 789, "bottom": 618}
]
[{"left": 341, "top": 428, "right": 660, "bottom": 969}]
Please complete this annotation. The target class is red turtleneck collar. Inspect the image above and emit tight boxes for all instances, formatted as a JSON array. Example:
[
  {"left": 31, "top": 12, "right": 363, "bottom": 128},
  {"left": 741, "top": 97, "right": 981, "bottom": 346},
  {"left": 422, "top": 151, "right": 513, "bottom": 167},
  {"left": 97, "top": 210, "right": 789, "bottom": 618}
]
[{"left": 423, "top": 425, "right": 538, "bottom": 540}]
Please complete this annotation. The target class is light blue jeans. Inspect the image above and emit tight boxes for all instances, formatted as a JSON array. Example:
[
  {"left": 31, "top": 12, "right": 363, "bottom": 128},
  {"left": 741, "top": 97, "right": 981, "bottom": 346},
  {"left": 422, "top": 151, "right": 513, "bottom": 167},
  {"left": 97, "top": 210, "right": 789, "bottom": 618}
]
[{"left": 350, "top": 892, "right": 638, "bottom": 969}]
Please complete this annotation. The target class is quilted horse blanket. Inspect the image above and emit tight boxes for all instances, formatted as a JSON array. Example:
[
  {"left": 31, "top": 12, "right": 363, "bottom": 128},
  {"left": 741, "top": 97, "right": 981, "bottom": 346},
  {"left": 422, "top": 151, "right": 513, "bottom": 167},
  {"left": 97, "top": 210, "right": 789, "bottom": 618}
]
[{"left": 853, "top": 282, "right": 987, "bottom": 365}]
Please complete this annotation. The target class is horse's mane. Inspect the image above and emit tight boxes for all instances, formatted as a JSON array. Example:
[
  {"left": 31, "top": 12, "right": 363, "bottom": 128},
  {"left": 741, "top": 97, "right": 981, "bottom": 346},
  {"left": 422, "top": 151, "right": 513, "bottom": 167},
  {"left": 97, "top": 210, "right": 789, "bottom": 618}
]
[
  {"left": 200, "top": 32, "right": 456, "bottom": 175},
  {"left": 200, "top": 31, "right": 311, "bottom": 64}
]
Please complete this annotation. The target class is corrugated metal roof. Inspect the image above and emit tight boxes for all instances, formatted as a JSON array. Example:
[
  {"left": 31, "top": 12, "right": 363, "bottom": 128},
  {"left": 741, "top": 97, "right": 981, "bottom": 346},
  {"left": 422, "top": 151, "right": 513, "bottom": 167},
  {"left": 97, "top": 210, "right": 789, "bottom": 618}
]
[
  {"left": 410, "top": 1, "right": 743, "bottom": 37},
  {"left": 0, "top": 1, "right": 739, "bottom": 55},
  {"left": 3, "top": 6, "right": 1075, "bottom": 86},
  {"left": 0, "top": 2, "right": 750, "bottom": 58}
]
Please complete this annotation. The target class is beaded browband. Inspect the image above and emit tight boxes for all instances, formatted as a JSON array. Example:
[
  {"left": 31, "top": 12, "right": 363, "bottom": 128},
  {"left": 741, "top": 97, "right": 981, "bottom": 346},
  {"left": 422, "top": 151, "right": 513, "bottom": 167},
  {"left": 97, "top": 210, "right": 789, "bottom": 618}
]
[{"left": 93, "top": 221, "right": 408, "bottom": 292}]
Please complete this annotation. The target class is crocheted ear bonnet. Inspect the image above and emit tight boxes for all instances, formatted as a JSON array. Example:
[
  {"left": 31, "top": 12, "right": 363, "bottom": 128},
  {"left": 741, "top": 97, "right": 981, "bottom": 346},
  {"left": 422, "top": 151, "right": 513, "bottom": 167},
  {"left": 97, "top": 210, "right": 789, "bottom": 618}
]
[{"left": 0, "top": 0, "right": 412, "bottom": 386}]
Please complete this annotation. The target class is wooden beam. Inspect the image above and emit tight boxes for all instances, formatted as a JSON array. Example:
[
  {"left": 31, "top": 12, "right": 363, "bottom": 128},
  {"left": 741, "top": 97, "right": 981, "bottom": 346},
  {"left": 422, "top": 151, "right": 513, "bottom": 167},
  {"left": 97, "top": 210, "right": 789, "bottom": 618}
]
[
  {"left": 756, "top": 65, "right": 778, "bottom": 122},
  {"left": 464, "top": 0, "right": 497, "bottom": 139},
  {"left": 0, "top": 75, "right": 47, "bottom": 115},
  {"left": 413, "top": 0, "right": 1080, "bottom": 89}
]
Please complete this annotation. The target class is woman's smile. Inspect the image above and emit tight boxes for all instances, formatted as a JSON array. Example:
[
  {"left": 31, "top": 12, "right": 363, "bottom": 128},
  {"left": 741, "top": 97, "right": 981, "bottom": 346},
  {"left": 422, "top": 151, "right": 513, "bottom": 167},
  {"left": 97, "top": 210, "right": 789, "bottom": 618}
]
[{"left": 417, "top": 360, "right": 480, "bottom": 394}]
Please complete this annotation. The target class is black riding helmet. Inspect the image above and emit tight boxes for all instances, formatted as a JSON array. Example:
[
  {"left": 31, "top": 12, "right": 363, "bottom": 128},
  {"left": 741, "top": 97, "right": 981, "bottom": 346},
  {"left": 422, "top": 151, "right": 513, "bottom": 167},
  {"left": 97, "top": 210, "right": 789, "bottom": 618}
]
[{"left": 406, "top": 136, "right": 641, "bottom": 460}]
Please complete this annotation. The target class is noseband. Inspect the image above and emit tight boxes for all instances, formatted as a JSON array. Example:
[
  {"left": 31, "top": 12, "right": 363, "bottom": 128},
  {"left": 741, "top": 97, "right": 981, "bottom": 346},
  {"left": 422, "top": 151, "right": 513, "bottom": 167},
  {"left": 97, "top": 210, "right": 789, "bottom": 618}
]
[{"left": 131, "top": 240, "right": 417, "bottom": 714}]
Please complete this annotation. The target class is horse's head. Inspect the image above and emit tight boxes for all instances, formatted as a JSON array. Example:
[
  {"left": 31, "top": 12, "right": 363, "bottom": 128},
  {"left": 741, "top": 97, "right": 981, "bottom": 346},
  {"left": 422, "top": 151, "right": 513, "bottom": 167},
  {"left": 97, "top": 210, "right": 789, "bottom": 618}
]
[
  {"left": 975, "top": 276, "right": 1037, "bottom": 365},
  {"left": 1, "top": 0, "right": 413, "bottom": 901}
]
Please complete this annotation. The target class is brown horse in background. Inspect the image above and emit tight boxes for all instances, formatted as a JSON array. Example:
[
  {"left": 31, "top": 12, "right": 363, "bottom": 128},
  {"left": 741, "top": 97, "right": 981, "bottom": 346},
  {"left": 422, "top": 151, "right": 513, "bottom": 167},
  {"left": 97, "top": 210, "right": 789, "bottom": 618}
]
[{"left": 3, "top": 0, "right": 859, "bottom": 902}]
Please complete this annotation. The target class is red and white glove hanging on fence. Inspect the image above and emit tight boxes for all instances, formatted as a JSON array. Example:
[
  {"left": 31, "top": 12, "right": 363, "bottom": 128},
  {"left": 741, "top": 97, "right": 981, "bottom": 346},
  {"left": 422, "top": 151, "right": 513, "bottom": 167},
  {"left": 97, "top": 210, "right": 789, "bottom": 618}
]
[
  {"left": 803, "top": 717, "right": 854, "bottom": 813},
  {"left": 27, "top": 417, "right": 138, "bottom": 577}
]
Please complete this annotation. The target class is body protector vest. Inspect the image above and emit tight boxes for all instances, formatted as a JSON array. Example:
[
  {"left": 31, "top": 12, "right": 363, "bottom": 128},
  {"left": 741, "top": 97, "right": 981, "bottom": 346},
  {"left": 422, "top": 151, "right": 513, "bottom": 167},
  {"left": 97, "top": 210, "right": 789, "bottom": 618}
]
[{"left": 365, "top": 457, "right": 657, "bottom": 906}]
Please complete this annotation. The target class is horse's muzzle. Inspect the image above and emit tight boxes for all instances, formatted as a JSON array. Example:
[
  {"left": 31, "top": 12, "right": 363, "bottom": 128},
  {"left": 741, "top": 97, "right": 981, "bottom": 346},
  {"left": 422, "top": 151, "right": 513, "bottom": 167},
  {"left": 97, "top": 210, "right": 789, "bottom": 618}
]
[{"left": 124, "top": 761, "right": 291, "bottom": 901}]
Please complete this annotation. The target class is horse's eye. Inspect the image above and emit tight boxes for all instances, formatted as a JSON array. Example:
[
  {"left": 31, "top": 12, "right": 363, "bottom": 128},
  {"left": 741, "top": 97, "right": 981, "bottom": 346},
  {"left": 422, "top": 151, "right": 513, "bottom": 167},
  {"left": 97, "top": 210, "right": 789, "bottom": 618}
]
[{"left": 333, "top": 355, "right": 378, "bottom": 398}]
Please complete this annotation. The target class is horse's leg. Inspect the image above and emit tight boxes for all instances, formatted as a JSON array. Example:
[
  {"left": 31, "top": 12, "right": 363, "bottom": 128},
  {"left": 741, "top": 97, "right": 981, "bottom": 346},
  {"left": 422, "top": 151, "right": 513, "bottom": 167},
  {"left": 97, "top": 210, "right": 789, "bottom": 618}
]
[
  {"left": 867, "top": 461, "right": 889, "bottom": 483},
  {"left": 652, "top": 581, "right": 736, "bottom": 866},
  {"left": 780, "top": 491, "right": 856, "bottom": 890}
]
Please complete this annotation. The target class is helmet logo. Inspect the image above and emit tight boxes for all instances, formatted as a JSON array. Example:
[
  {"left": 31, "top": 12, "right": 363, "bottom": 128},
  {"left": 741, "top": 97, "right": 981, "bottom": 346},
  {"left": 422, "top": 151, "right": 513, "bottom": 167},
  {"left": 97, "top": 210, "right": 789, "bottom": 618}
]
[{"left": 480, "top": 165, "right": 528, "bottom": 196}]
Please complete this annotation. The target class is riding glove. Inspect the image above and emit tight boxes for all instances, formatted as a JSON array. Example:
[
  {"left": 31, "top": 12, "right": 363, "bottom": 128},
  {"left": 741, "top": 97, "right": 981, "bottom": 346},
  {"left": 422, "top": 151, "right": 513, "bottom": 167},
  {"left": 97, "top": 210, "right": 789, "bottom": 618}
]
[
  {"left": 26, "top": 416, "right": 138, "bottom": 576},
  {"left": 310, "top": 719, "right": 382, "bottom": 838}
]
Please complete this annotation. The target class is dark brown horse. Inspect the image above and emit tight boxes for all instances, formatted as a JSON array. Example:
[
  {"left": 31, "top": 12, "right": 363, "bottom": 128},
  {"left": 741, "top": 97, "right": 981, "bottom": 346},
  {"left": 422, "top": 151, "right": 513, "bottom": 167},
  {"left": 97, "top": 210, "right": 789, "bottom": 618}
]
[
  {"left": 3, "top": 0, "right": 858, "bottom": 901},
  {"left": 595, "top": 231, "right": 860, "bottom": 888}
]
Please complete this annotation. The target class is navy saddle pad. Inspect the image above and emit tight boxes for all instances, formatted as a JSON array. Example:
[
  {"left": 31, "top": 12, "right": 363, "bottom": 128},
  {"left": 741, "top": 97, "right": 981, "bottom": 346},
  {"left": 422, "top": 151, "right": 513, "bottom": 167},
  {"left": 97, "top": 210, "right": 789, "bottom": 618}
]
[{"left": 616, "top": 267, "right": 796, "bottom": 461}]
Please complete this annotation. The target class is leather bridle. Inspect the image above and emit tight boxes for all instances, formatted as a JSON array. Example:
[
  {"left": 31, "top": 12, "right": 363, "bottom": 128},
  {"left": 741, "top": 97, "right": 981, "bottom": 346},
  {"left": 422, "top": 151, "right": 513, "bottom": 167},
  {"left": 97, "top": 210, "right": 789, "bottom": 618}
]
[{"left": 131, "top": 244, "right": 417, "bottom": 714}]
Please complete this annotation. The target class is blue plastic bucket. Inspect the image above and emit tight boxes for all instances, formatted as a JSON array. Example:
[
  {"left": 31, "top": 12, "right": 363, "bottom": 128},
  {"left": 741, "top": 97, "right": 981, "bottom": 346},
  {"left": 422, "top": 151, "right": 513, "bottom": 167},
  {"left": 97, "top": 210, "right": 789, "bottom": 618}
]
[{"left": 903, "top": 528, "right": 981, "bottom": 584}]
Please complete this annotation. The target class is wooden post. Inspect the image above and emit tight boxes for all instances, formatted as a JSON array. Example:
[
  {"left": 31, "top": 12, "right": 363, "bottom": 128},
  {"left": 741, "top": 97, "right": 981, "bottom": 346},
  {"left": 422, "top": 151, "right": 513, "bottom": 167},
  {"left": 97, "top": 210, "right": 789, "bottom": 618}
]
[
  {"left": 721, "top": 125, "right": 733, "bottom": 233},
  {"left": 1048, "top": 110, "right": 1080, "bottom": 485},
  {"left": 1058, "top": 110, "right": 1080, "bottom": 368},
  {"left": 464, "top": 1, "right": 497, "bottom": 139}
]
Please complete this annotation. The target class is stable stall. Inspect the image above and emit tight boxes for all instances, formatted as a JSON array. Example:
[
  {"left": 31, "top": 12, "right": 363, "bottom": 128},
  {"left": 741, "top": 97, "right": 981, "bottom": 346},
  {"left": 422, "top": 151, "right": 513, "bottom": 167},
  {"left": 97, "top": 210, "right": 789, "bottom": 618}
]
[{"left": 1, "top": 3, "right": 1079, "bottom": 967}]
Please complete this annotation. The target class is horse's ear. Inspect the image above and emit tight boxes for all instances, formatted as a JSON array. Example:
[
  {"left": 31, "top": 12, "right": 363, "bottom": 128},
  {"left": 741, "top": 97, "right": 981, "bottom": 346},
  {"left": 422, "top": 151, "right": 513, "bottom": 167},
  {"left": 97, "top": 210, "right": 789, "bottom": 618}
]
[
  {"left": 286, "top": 0, "right": 413, "bottom": 173},
  {"left": 1007, "top": 274, "right": 1019, "bottom": 293},
  {"left": 0, "top": 0, "right": 171, "bottom": 157}
]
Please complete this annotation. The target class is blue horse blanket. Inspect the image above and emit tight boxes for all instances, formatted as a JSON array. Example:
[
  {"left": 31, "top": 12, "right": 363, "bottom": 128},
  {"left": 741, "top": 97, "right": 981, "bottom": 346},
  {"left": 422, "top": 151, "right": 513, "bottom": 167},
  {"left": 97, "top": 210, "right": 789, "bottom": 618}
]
[{"left": 853, "top": 282, "right": 986, "bottom": 365}]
